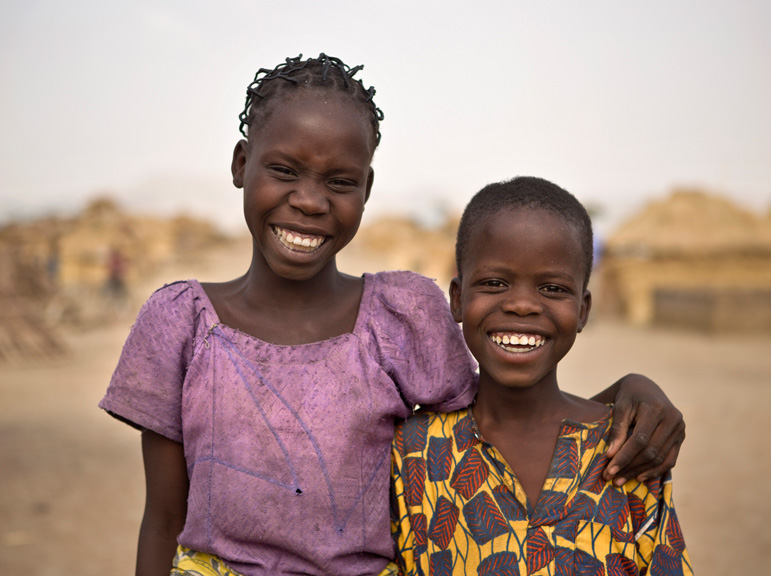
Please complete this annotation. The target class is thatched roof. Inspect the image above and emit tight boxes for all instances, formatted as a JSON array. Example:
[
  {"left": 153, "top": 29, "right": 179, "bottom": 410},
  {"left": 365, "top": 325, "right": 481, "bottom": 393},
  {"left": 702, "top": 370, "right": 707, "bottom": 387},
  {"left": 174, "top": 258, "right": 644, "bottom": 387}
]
[{"left": 605, "top": 189, "right": 771, "bottom": 257}]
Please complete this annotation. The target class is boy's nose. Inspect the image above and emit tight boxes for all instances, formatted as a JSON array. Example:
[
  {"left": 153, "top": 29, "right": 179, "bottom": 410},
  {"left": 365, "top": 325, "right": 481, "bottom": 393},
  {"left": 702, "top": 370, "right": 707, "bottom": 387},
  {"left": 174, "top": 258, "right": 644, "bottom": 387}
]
[
  {"left": 288, "top": 180, "right": 330, "bottom": 215},
  {"left": 501, "top": 287, "right": 542, "bottom": 316}
]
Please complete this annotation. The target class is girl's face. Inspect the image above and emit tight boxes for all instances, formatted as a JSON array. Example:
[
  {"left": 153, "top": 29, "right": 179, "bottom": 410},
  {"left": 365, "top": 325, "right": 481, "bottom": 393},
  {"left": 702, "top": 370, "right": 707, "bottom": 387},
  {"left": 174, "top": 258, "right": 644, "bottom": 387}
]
[{"left": 232, "top": 93, "right": 375, "bottom": 283}]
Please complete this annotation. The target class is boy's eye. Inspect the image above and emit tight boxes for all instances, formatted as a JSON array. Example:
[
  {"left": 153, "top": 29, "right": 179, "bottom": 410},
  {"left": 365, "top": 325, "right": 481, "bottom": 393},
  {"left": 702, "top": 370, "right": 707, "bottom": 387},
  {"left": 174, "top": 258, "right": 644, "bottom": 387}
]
[
  {"left": 328, "top": 178, "right": 357, "bottom": 191},
  {"left": 479, "top": 279, "right": 506, "bottom": 289},
  {"left": 541, "top": 284, "right": 568, "bottom": 294}
]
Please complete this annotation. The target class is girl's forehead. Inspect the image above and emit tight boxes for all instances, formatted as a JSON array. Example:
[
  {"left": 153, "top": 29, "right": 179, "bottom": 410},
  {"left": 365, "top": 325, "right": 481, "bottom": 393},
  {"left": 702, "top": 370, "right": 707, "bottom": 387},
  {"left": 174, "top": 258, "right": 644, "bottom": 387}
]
[{"left": 250, "top": 93, "right": 375, "bottom": 155}]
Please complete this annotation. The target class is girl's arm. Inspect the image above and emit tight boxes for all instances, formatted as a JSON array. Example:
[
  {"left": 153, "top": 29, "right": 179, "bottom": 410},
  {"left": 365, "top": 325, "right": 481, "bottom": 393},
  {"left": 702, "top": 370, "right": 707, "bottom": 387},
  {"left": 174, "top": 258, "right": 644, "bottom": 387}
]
[
  {"left": 136, "top": 430, "right": 189, "bottom": 576},
  {"left": 592, "top": 374, "right": 686, "bottom": 486}
]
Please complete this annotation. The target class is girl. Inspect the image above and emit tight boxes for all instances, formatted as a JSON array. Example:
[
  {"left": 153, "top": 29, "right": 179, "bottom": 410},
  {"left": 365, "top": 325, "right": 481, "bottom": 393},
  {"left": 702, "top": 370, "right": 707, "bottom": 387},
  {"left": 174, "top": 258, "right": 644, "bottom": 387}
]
[{"left": 100, "top": 54, "right": 685, "bottom": 576}]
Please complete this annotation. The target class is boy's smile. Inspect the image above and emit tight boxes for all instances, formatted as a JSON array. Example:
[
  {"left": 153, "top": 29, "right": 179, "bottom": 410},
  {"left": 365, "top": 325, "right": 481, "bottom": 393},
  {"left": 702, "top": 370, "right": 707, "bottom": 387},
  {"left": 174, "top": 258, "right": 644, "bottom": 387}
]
[
  {"left": 450, "top": 208, "right": 591, "bottom": 392},
  {"left": 231, "top": 92, "right": 375, "bottom": 283}
]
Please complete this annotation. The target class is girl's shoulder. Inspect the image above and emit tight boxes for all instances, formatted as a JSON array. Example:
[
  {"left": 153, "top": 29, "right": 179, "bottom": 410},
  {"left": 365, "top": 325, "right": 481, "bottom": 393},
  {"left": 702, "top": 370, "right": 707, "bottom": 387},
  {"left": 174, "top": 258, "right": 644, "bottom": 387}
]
[
  {"left": 366, "top": 270, "right": 448, "bottom": 308},
  {"left": 137, "top": 279, "right": 211, "bottom": 331}
]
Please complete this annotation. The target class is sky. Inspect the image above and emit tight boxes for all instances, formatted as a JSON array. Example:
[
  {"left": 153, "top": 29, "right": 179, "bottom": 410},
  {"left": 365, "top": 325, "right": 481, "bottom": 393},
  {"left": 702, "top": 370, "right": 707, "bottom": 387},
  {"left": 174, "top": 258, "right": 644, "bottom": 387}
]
[{"left": 1, "top": 0, "right": 769, "bottom": 235}]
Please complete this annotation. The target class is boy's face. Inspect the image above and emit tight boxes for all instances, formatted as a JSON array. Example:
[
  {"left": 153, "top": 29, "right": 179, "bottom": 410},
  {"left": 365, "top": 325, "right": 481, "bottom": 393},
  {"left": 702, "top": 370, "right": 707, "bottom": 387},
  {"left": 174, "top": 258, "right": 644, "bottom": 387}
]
[{"left": 450, "top": 207, "right": 591, "bottom": 391}]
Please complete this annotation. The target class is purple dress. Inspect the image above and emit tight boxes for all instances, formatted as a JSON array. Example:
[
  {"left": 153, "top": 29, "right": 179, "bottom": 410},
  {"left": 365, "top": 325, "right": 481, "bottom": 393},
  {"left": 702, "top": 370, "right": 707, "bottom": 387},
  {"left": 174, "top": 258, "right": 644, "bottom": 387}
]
[{"left": 99, "top": 271, "right": 477, "bottom": 576}]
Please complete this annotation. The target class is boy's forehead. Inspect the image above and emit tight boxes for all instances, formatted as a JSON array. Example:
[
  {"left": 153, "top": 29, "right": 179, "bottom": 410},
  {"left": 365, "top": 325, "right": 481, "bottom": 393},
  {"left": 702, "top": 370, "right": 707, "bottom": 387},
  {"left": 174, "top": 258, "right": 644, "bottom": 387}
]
[{"left": 466, "top": 207, "right": 584, "bottom": 263}]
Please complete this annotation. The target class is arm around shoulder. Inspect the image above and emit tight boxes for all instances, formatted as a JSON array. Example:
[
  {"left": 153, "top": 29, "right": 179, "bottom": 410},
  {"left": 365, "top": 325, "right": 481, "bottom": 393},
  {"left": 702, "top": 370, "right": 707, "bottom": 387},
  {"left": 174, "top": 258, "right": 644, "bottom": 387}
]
[{"left": 595, "top": 374, "right": 685, "bottom": 485}]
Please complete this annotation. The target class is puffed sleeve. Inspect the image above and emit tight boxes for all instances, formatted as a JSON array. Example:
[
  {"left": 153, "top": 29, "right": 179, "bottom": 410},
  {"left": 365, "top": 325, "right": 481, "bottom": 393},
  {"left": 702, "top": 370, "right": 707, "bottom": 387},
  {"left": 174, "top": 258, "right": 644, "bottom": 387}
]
[
  {"left": 629, "top": 473, "right": 693, "bottom": 575},
  {"left": 98, "top": 281, "right": 196, "bottom": 442},
  {"left": 368, "top": 271, "right": 477, "bottom": 412}
]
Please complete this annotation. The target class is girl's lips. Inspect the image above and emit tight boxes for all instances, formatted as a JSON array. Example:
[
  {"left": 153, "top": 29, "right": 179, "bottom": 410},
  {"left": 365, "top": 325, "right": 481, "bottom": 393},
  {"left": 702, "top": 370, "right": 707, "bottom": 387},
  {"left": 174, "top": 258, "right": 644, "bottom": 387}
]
[
  {"left": 488, "top": 331, "right": 547, "bottom": 353},
  {"left": 272, "top": 225, "right": 327, "bottom": 253}
]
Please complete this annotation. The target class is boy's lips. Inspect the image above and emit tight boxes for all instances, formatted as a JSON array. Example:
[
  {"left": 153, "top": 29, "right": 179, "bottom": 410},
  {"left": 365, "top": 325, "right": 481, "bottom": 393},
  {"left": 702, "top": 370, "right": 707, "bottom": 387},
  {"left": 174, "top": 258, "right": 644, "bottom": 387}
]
[
  {"left": 272, "top": 225, "right": 327, "bottom": 253},
  {"left": 488, "top": 331, "right": 547, "bottom": 353}
]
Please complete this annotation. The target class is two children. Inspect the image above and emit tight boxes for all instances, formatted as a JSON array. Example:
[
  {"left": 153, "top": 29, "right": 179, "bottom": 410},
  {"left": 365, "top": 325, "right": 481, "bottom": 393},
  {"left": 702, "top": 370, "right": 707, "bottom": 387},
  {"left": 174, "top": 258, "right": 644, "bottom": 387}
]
[
  {"left": 100, "top": 54, "right": 686, "bottom": 576},
  {"left": 391, "top": 177, "right": 692, "bottom": 575}
]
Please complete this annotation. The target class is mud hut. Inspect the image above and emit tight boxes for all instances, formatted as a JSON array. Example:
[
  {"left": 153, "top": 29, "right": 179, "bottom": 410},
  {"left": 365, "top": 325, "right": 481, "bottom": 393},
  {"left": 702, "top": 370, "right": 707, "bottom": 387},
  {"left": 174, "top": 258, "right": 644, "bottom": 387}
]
[
  {"left": 598, "top": 189, "right": 771, "bottom": 331},
  {"left": 0, "top": 196, "right": 228, "bottom": 362}
]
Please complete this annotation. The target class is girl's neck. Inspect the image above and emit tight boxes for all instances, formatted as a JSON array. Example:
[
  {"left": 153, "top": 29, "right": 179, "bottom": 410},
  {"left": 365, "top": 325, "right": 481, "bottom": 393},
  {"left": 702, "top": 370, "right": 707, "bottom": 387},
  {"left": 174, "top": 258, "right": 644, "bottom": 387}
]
[
  {"left": 243, "top": 257, "right": 347, "bottom": 306},
  {"left": 203, "top": 258, "right": 365, "bottom": 345}
]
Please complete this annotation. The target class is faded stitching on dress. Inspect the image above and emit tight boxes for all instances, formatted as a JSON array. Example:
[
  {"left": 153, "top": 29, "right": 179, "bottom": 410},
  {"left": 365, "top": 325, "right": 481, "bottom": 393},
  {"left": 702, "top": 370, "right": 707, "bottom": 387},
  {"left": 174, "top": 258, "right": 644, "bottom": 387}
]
[{"left": 195, "top": 326, "right": 390, "bottom": 536}]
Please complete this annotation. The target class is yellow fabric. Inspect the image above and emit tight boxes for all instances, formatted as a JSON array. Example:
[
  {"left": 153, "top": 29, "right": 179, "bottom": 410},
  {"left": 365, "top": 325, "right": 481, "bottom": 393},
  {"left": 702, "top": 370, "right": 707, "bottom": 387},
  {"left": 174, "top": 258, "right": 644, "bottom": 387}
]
[
  {"left": 172, "top": 546, "right": 244, "bottom": 576},
  {"left": 171, "top": 546, "right": 399, "bottom": 576},
  {"left": 391, "top": 409, "right": 693, "bottom": 575}
]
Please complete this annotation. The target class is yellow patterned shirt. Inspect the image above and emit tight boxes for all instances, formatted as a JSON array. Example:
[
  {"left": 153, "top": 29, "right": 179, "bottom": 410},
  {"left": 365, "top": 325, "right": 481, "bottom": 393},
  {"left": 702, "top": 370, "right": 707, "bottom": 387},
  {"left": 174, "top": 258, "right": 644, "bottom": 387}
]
[{"left": 391, "top": 409, "right": 692, "bottom": 575}]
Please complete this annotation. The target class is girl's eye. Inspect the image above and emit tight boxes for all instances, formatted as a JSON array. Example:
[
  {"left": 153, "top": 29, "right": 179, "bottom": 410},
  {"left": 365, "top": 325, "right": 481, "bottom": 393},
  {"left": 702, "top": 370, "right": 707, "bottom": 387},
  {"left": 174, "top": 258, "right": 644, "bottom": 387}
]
[{"left": 270, "top": 166, "right": 295, "bottom": 177}]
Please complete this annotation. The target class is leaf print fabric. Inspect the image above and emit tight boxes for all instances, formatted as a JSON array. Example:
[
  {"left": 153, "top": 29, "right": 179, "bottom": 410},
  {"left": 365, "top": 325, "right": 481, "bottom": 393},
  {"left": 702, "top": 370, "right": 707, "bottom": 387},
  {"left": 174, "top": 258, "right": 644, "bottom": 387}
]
[{"left": 391, "top": 409, "right": 693, "bottom": 575}]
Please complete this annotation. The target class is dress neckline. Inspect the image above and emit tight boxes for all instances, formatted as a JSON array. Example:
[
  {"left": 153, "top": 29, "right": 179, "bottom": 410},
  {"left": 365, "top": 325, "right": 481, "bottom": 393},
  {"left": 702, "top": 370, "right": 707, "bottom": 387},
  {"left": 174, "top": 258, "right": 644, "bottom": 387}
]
[{"left": 187, "top": 274, "right": 374, "bottom": 348}]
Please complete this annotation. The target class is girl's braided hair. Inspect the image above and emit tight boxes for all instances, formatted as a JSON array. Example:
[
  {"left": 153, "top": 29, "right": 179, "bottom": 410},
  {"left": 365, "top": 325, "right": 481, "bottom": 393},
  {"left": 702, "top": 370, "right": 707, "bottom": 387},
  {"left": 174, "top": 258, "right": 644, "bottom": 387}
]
[{"left": 238, "top": 53, "right": 384, "bottom": 149}]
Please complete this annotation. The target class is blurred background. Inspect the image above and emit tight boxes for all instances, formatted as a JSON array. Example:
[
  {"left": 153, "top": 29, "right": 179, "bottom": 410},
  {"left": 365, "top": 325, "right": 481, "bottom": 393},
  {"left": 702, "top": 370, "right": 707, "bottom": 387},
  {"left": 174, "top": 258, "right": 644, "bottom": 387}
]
[{"left": 1, "top": 1, "right": 769, "bottom": 574}]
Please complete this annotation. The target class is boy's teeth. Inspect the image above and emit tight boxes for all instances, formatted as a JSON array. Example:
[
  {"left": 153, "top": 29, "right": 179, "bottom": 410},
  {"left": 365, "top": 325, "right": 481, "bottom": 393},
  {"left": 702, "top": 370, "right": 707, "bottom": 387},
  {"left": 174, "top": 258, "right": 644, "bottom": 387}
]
[{"left": 489, "top": 332, "right": 545, "bottom": 352}]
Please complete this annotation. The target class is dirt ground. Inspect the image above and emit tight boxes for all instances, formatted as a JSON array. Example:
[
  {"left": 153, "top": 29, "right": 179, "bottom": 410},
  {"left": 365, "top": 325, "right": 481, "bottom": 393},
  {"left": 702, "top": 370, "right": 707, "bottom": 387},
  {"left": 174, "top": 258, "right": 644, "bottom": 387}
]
[{"left": 1, "top": 238, "right": 769, "bottom": 575}]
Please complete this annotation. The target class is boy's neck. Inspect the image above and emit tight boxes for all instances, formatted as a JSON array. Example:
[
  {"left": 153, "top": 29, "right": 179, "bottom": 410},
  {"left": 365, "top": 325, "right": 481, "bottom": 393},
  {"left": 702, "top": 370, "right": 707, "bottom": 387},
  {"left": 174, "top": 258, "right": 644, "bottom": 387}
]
[
  {"left": 472, "top": 369, "right": 609, "bottom": 509},
  {"left": 474, "top": 370, "right": 568, "bottom": 424}
]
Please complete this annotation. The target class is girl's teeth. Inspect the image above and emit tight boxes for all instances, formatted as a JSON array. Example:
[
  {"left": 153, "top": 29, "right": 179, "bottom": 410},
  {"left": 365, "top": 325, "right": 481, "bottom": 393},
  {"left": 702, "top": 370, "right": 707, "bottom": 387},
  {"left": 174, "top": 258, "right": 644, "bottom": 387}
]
[{"left": 274, "top": 227, "right": 325, "bottom": 251}]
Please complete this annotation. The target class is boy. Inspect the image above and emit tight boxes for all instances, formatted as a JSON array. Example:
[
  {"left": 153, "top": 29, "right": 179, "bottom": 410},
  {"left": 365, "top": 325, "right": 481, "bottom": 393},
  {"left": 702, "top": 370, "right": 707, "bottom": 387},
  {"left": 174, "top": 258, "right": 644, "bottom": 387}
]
[{"left": 391, "top": 177, "right": 692, "bottom": 575}]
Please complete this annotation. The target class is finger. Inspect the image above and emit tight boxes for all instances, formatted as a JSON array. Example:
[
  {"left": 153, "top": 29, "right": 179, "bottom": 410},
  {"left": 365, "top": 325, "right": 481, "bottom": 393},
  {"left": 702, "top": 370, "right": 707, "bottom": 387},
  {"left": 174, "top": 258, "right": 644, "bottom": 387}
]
[
  {"left": 635, "top": 423, "right": 685, "bottom": 481},
  {"left": 604, "top": 400, "right": 634, "bottom": 460},
  {"left": 614, "top": 439, "right": 683, "bottom": 486},
  {"left": 616, "top": 419, "right": 685, "bottom": 481},
  {"left": 604, "top": 404, "right": 664, "bottom": 479}
]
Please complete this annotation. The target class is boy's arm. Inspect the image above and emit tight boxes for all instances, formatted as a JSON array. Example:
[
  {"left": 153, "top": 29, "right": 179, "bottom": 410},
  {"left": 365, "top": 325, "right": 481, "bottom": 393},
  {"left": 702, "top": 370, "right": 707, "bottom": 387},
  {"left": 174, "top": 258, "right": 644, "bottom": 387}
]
[
  {"left": 592, "top": 374, "right": 685, "bottom": 485},
  {"left": 136, "top": 430, "right": 189, "bottom": 576},
  {"left": 631, "top": 475, "right": 693, "bottom": 575}
]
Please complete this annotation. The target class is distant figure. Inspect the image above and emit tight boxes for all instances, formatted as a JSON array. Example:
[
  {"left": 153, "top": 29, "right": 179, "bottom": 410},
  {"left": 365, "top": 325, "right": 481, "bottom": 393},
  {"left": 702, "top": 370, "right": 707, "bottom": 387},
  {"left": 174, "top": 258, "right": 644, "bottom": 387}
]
[
  {"left": 392, "top": 177, "right": 692, "bottom": 575},
  {"left": 46, "top": 238, "right": 60, "bottom": 291},
  {"left": 105, "top": 247, "right": 127, "bottom": 299},
  {"left": 99, "top": 54, "right": 685, "bottom": 576}
]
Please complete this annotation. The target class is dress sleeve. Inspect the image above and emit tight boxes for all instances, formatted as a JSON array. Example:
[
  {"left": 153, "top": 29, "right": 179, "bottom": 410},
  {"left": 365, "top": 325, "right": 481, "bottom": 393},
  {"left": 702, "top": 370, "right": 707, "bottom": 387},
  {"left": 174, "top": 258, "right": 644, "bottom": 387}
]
[
  {"left": 629, "top": 473, "right": 693, "bottom": 575},
  {"left": 98, "top": 281, "right": 197, "bottom": 442},
  {"left": 371, "top": 271, "right": 477, "bottom": 412}
]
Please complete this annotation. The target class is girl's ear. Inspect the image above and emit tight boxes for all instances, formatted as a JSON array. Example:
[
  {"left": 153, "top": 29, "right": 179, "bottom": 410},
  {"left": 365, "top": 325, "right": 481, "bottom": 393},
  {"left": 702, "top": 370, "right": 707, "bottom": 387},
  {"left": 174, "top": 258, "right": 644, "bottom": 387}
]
[
  {"left": 577, "top": 289, "right": 592, "bottom": 333},
  {"left": 449, "top": 277, "right": 463, "bottom": 323},
  {"left": 231, "top": 140, "right": 248, "bottom": 188},
  {"left": 364, "top": 167, "right": 374, "bottom": 204}
]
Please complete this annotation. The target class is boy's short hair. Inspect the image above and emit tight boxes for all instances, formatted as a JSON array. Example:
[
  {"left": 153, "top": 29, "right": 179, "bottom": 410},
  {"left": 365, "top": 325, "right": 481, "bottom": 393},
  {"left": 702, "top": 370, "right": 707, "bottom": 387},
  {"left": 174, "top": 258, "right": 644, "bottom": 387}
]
[{"left": 455, "top": 176, "right": 594, "bottom": 288}]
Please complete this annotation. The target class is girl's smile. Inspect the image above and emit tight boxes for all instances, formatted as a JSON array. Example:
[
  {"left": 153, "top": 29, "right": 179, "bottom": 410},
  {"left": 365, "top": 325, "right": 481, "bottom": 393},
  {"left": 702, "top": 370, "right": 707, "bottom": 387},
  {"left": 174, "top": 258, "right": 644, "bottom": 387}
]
[{"left": 231, "top": 92, "right": 375, "bottom": 283}]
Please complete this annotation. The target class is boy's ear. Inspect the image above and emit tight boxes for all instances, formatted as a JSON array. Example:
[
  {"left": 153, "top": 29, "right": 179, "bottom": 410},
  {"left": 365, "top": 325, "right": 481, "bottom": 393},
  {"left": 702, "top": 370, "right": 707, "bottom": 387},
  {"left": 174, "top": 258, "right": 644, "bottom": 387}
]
[
  {"left": 364, "top": 167, "right": 375, "bottom": 204},
  {"left": 577, "top": 289, "right": 592, "bottom": 333},
  {"left": 231, "top": 140, "right": 248, "bottom": 189},
  {"left": 449, "top": 277, "right": 463, "bottom": 324}
]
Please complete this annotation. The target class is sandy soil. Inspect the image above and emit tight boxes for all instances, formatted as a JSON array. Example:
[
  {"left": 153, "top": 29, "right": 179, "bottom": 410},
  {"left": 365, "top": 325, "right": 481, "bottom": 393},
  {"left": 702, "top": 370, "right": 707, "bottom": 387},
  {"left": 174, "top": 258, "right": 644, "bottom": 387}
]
[{"left": 1, "top": 239, "right": 769, "bottom": 575}]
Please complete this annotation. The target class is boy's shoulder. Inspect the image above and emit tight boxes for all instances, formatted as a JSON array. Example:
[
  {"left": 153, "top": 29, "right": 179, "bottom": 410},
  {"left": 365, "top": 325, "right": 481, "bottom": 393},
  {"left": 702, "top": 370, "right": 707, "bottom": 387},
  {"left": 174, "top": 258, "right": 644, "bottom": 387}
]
[{"left": 394, "top": 408, "right": 473, "bottom": 456}]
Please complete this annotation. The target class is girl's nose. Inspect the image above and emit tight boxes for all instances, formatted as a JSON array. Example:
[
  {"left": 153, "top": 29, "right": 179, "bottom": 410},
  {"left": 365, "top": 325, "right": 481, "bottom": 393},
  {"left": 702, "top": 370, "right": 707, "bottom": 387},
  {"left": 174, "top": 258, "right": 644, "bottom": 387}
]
[{"left": 288, "top": 181, "right": 330, "bottom": 215}]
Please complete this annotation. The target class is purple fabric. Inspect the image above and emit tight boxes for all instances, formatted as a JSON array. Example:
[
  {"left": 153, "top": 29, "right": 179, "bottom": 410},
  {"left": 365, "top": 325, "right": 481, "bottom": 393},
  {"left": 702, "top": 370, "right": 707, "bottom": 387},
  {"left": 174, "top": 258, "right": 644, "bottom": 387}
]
[{"left": 99, "top": 271, "right": 477, "bottom": 576}]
